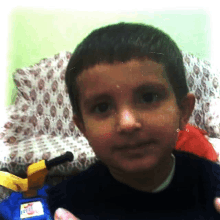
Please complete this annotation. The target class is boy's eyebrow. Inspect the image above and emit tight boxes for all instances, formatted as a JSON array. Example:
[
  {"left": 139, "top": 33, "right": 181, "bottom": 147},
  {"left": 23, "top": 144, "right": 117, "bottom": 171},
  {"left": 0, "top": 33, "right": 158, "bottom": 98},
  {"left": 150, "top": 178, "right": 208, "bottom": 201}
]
[
  {"left": 134, "top": 83, "right": 169, "bottom": 94},
  {"left": 83, "top": 94, "right": 112, "bottom": 107},
  {"left": 83, "top": 82, "right": 169, "bottom": 106}
]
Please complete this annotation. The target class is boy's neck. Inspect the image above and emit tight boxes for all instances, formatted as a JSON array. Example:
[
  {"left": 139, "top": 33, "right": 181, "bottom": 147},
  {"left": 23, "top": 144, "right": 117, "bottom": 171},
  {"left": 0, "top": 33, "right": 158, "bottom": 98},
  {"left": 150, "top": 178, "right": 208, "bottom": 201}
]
[{"left": 108, "top": 154, "right": 175, "bottom": 193}]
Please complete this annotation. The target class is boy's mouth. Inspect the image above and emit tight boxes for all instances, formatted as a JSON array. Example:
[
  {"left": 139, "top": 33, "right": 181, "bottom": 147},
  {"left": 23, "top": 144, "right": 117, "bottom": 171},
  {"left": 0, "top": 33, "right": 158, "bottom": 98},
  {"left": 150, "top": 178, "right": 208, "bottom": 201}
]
[{"left": 118, "top": 141, "right": 153, "bottom": 150}]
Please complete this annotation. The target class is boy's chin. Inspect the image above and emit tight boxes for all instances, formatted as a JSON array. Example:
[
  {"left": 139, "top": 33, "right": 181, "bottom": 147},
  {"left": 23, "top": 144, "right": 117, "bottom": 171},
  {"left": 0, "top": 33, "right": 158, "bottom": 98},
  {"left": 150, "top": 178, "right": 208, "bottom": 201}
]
[{"left": 107, "top": 156, "right": 161, "bottom": 175}]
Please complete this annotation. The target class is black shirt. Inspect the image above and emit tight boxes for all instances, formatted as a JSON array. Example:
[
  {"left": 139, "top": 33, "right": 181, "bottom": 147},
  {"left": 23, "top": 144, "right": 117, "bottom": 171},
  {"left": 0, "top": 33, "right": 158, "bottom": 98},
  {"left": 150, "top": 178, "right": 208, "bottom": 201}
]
[{"left": 46, "top": 151, "right": 220, "bottom": 219}]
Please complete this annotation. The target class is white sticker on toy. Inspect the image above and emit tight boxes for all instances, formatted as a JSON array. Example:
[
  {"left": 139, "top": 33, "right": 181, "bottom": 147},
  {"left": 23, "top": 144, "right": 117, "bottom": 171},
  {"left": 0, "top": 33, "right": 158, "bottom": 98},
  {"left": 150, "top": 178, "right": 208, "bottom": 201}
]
[{"left": 20, "top": 201, "right": 44, "bottom": 219}]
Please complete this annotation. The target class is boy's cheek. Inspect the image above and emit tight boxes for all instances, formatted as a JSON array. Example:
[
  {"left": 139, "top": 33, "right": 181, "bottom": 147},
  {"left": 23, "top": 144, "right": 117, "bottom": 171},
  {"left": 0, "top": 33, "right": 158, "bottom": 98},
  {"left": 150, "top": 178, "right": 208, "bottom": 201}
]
[
  {"left": 91, "top": 121, "right": 113, "bottom": 136},
  {"left": 87, "top": 123, "right": 114, "bottom": 142},
  {"left": 100, "top": 132, "right": 113, "bottom": 139},
  {"left": 89, "top": 132, "right": 114, "bottom": 151},
  {"left": 96, "top": 131, "right": 114, "bottom": 143}
]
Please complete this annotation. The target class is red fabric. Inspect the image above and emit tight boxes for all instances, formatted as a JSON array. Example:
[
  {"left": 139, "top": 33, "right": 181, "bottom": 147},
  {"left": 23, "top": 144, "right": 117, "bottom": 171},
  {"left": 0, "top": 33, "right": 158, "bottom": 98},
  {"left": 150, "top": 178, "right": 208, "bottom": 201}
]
[{"left": 175, "top": 124, "right": 218, "bottom": 162}]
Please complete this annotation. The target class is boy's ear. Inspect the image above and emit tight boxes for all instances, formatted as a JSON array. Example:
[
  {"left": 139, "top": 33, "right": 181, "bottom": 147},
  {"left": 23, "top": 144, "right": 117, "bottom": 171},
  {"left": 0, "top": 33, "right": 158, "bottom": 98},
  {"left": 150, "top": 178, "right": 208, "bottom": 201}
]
[
  {"left": 179, "top": 93, "right": 195, "bottom": 130},
  {"left": 73, "top": 115, "right": 86, "bottom": 136}
]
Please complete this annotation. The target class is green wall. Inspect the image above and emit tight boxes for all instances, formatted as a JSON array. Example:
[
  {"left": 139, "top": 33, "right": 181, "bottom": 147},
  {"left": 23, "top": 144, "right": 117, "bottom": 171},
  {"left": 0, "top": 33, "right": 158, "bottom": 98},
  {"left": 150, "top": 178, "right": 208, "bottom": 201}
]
[{"left": 6, "top": 8, "right": 210, "bottom": 106}]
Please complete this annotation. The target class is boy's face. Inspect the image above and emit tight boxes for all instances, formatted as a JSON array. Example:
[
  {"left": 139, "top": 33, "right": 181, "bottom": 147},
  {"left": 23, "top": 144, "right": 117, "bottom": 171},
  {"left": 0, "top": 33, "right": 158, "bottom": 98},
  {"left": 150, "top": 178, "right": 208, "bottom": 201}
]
[{"left": 74, "top": 58, "right": 190, "bottom": 174}]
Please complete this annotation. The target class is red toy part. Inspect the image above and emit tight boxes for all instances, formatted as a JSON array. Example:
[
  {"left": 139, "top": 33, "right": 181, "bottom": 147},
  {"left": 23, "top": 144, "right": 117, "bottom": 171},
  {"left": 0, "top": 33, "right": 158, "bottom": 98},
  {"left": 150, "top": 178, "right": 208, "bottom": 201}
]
[{"left": 176, "top": 124, "right": 218, "bottom": 162}]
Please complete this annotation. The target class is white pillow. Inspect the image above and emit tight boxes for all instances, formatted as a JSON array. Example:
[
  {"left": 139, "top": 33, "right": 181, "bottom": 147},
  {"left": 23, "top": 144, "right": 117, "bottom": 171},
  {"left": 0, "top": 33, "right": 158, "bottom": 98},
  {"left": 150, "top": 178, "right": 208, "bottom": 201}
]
[{"left": 204, "top": 98, "right": 220, "bottom": 138}]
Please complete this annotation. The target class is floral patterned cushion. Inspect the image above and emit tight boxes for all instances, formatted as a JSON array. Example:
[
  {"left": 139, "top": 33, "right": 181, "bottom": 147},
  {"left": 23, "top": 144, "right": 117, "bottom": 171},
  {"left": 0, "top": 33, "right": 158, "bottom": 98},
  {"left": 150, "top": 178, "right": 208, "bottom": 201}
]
[
  {"left": 2, "top": 51, "right": 83, "bottom": 145},
  {"left": 0, "top": 95, "right": 34, "bottom": 144}
]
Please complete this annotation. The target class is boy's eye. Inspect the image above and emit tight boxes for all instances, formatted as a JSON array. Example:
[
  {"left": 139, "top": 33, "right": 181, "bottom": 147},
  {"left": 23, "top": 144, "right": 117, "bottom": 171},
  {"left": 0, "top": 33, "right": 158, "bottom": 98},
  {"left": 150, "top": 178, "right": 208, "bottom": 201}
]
[
  {"left": 141, "top": 93, "right": 159, "bottom": 103},
  {"left": 93, "top": 103, "right": 110, "bottom": 113}
]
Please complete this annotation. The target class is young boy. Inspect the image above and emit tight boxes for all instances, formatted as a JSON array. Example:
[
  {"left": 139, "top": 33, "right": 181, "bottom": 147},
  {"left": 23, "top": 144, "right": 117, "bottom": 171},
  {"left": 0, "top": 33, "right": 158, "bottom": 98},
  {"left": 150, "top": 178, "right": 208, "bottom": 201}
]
[{"left": 47, "top": 22, "right": 220, "bottom": 219}]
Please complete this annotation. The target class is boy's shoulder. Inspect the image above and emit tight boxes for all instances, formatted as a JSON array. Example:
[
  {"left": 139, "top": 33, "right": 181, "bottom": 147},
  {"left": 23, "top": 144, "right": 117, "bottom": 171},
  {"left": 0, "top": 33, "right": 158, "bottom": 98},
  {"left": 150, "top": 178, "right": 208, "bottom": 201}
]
[
  {"left": 174, "top": 150, "right": 220, "bottom": 172},
  {"left": 48, "top": 160, "right": 109, "bottom": 190},
  {"left": 46, "top": 160, "right": 111, "bottom": 216},
  {"left": 174, "top": 150, "right": 220, "bottom": 195},
  {"left": 46, "top": 161, "right": 110, "bottom": 202},
  {"left": 68, "top": 160, "right": 110, "bottom": 185},
  {"left": 174, "top": 149, "right": 219, "bottom": 166}
]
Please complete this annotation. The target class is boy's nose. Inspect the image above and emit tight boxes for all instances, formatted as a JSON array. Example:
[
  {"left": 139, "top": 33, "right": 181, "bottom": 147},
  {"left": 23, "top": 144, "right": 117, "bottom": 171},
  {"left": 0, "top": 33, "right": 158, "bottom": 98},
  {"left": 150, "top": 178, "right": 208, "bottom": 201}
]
[{"left": 116, "top": 108, "right": 141, "bottom": 134}]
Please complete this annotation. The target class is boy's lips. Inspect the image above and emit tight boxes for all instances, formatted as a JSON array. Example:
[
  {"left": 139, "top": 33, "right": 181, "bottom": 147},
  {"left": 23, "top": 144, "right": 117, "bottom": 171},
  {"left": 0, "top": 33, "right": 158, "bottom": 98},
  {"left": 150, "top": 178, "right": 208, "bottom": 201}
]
[{"left": 117, "top": 141, "right": 154, "bottom": 150}]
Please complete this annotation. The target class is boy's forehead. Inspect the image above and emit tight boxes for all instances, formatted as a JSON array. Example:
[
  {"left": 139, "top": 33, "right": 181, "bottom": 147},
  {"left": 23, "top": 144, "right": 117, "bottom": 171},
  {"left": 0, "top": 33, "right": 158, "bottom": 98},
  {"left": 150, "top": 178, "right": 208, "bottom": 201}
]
[
  {"left": 77, "top": 58, "right": 170, "bottom": 87},
  {"left": 86, "top": 59, "right": 163, "bottom": 73}
]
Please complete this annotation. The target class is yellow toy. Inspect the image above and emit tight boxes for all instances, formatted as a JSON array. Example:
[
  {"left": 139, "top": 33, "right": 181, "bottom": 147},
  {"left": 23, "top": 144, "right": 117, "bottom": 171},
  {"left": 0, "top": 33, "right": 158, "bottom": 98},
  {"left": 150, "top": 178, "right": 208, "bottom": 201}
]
[{"left": 0, "top": 152, "right": 73, "bottom": 197}]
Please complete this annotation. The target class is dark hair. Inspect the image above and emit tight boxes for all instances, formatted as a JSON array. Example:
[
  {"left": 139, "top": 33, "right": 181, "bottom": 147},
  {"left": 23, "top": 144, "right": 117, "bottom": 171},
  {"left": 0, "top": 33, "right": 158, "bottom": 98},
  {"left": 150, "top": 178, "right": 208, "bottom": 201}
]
[{"left": 65, "top": 22, "right": 188, "bottom": 118}]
